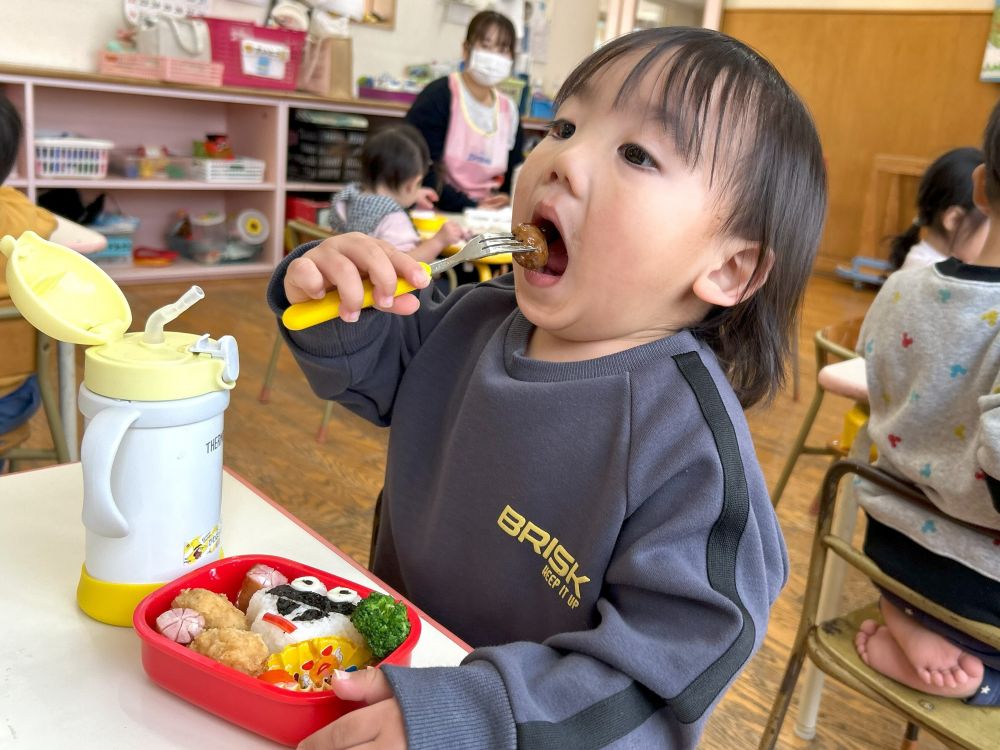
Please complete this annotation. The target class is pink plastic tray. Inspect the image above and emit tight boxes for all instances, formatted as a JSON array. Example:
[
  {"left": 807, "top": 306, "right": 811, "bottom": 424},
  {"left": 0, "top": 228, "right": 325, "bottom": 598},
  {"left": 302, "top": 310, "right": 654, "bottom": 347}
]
[{"left": 133, "top": 554, "right": 421, "bottom": 747}]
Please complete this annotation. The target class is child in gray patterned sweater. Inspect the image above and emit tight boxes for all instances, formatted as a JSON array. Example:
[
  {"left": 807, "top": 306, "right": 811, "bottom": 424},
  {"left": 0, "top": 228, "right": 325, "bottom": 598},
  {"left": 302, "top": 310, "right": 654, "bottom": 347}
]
[{"left": 853, "top": 102, "right": 1000, "bottom": 706}]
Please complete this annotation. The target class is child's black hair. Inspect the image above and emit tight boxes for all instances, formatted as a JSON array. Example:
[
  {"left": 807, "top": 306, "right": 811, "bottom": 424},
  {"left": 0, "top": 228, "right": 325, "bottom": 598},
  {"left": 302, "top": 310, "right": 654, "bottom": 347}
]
[
  {"left": 0, "top": 94, "right": 23, "bottom": 183},
  {"left": 464, "top": 10, "right": 516, "bottom": 58},
  {"left": 555, "top": 27, "right": 827, "bottom": 407},
  {"left": 360, "top": 124, "right": 431, "bottom": 193},
  {"left": 983, "top": 100, "right": 1000, "bottom": 207},
  {"left": 888, "top": 147, "right": 985, "bottom": 270}
]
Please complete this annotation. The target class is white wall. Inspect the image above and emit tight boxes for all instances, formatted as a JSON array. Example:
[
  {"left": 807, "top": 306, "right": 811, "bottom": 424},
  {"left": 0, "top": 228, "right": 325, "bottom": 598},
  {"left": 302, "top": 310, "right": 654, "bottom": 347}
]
[
  {"left": 1, "top": 0, "right": 125, "bottom": 72},
  {"left": 0, "top": 0, "right": 467, "bottom": 78},
  {"left": 0, "top": 0, "right": 596, "bottom": 96},
  {"left": 724, "top": 1, "right": 993, "bottom": 9},
  {"left": 534, "top": 0, "right": 601, "bottom": 95}
]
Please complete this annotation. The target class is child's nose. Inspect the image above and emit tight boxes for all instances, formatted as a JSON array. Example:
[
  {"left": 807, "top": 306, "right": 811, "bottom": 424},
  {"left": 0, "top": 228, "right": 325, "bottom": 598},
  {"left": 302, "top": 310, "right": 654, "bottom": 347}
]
[{"left": 547, "top": 143, "right": 587, "bottom": 198}]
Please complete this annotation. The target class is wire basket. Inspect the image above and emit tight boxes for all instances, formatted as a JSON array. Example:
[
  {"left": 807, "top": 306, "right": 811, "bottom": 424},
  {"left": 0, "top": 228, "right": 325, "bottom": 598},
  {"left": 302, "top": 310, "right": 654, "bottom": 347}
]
[{"left": 35, "top": 138, "right": 114, "bottom": 179}]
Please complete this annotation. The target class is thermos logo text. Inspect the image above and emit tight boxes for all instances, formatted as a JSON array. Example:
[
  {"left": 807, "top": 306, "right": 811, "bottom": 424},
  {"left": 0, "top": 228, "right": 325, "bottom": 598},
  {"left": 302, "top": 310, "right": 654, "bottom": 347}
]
[{"left": 205, "top": 433, "right": 223, "bottom": 453}]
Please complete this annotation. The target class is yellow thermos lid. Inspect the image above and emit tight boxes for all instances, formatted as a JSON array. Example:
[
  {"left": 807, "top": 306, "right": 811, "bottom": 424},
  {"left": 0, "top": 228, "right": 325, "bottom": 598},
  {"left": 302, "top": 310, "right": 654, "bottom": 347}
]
[{"left": 0, "top": 232, "right": 238, "bottom": 401}]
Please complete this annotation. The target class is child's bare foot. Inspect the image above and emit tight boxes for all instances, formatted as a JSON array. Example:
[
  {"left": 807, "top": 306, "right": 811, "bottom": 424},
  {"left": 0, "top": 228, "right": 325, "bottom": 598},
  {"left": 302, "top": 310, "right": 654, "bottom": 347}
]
[
  {"left": 880, "top": 598, "right": 973, "bottom": 688},
  {"left": 855, "top": 619, "right": 982, "bottom": 699}
]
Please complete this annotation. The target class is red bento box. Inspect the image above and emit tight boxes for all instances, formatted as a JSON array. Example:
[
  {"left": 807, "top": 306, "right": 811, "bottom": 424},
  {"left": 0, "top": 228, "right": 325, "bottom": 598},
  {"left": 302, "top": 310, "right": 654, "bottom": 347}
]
[{"left": 133, "top": 554, "right": 421, "bottom": 746}]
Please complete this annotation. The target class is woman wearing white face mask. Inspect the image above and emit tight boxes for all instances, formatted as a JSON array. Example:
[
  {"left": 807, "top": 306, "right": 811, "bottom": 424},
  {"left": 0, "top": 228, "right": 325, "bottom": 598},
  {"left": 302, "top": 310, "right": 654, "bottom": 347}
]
[{"left": 405, "top": 11, "right": 523, "bottom": 212}]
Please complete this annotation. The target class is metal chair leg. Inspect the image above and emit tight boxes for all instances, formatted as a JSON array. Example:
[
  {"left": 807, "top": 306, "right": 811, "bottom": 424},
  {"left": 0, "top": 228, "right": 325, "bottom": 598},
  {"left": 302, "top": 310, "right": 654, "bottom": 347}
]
[
  {"left": 771, "top": 385, "right": 826, "bottom": 507},
  {"left": 899, "top": 722, "right": 919, "bottom": 750},
  {"left": 794, "top": 479, "right": 860, "bottom": 736},
  {"left": 316, "top": 401, "right": 334, "bottom": 443},
  {"left": 259, "top": 334, "right": 283, "bottom": 404},
  {"left": 367, "top": 491, "right": 383, "bottom": 571},
  {"left": 36, "top": 333, "right": 69, "bottom": 463},
  {"left": 759, "top": 461, "right": 846, "bottom": 749},
  {"left": 791, "top": 313, "right": 801, "bottom": 402}
]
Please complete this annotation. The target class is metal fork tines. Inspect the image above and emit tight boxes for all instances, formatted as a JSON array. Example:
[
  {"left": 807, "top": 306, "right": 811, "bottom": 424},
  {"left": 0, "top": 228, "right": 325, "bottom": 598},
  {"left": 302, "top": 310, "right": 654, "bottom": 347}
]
[{"left": 427, "top": 233, "right": 529, "bottom": 275}]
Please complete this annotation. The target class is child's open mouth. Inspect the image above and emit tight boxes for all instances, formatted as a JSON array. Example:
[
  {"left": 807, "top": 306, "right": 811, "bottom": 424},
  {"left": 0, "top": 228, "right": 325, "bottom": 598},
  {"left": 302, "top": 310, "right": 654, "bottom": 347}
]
[{"left": 532, "top": 219, "right": 568, "bottom": 277}]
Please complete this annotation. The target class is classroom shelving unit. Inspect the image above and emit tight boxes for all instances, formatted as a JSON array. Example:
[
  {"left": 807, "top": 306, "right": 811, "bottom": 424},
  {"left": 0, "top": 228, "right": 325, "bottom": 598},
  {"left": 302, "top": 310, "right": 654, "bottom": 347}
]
[{"left": 0, "top": 64, "right": 546, "bottom": 285}]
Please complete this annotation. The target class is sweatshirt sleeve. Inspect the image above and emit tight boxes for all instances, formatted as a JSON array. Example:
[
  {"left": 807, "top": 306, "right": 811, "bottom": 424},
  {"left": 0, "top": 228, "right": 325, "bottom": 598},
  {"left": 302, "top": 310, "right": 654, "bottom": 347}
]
[
  {"left": 383, "top": 375, "right": 787, "bottom": 749},
  {"left": 405, "top": 78, "right": 477, "bottom": 213},
  {"left": 977, "top": 376, "right": 1000, "bottom": 512},
  {"left": 265, "top": 241, "right": 471, "bottom": 427}
]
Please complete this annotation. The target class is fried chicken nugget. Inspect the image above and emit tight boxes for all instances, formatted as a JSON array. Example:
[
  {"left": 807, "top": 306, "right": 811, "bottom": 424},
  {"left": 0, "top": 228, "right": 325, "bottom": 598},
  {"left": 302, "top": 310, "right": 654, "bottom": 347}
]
[
  {"left": 190, "top": 627, "right": 269, "bottom": 676},
  {"left": 172, "top": 588, "right": 248, "bottom": 631}
]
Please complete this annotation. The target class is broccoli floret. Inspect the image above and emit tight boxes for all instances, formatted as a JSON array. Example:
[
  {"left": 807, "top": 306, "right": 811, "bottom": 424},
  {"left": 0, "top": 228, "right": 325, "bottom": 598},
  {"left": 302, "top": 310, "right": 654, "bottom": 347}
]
[{"left": 350, "top": 592, "right": 411, "bottom": 659}]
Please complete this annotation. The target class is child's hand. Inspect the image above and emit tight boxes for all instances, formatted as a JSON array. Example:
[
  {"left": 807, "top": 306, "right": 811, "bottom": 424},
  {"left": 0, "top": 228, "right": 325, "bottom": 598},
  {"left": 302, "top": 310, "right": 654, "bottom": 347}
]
[
  {"left": 434, "top": 221, "right": 467, "bottom": 249},
  {"left": 414, "top": 187, "right": 439, "bottom": 210},
  {"left": 284, "top": 232, "right": 430, "bottom": 321},
  {"left": 478, "top": 192, "right": 510, "bottom": 209},
  {"left": 297, "top": 668, "right": 407, "bottom": 750}
]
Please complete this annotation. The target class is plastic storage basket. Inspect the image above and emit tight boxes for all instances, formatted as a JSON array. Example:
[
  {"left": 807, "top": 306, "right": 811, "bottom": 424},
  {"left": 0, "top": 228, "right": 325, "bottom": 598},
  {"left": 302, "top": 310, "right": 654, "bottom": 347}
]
[
  {"left": 192, "top": 157, "right": 266, "bottom": 183},
  {"left": 35, "top": 138, "right": 114, "bottom": 179},
  {"left": 87, "top": 214, "right": 140, "bottom": 265},
  {"left": 203, "top": 17, "right": 306, "bottom": 90}
]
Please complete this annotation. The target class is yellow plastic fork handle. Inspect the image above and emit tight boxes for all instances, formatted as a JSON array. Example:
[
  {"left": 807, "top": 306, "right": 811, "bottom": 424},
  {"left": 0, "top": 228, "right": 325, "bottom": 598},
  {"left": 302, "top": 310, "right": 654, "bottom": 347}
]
[{"left": 282, "top": 263, "right": 431, "bottom": 331}]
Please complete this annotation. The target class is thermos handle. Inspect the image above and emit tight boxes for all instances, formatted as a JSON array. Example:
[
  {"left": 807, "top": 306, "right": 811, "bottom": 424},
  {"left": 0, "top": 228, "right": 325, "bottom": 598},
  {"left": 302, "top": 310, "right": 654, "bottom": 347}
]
[{"left": 81, "top": 407, "right": 141, "bottom": 538}]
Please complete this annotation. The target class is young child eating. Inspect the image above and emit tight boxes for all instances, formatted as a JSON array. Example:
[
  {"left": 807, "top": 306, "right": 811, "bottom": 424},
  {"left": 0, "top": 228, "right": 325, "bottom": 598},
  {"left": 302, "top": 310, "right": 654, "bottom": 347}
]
[
  {"left": 270, "top": 27, "right": 826, "bottom": 749},
  {"left": 327, "top": 124, "right": 465, "bottom": 263}
]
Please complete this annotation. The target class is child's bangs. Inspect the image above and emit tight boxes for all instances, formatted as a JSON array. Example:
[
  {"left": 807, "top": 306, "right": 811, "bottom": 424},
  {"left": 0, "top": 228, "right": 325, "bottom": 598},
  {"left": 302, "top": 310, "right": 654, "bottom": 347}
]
[
  {"left": 556, "top": 30, "right": 762, "bottom": 196},
  {"left": 556, "top": 28, "right": 828, "bottom": 407}
]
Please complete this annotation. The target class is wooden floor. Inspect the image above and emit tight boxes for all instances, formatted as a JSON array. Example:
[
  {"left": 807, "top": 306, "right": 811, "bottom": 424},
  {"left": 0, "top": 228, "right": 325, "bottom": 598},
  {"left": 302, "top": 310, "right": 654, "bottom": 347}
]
[{"left": 12, "top": 272, "right": 951, "bottom": 749}]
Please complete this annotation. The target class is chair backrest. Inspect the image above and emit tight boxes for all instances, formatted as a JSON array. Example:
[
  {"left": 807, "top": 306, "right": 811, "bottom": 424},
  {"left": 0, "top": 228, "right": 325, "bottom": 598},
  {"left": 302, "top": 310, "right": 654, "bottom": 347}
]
[
  {"left": 284, "top": 218, "right": 334, "bottom": 254},
  {"left": 858, "top": 154, "right": 931, "bottom": 261},
  {"left": 816, "top": 316, "right": 864, "bottom": 366},
  {"left": 0, "top": 306, "right": 39, "bottom": 387},
  {"left": 820, "top": 460, "right": 1000, "bottom": 651}
]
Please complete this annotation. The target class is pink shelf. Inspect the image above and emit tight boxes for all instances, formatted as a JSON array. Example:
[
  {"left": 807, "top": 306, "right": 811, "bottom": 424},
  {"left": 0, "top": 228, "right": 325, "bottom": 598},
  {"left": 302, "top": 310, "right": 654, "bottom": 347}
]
[
  {"left": 103, "top": 258, "right": 274, "bottom": 284},
  {"left": 285, "top": 181, "right": 343, "bottom": 192},
  {"left": 34, "top": 179, "right": 277, "bottom": 191}
]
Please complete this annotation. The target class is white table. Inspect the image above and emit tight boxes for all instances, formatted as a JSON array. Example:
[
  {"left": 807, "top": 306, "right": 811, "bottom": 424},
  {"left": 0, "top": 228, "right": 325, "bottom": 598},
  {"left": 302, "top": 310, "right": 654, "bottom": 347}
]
[{"left": 0, "top": 464, "right": 469, "bottom": 748}]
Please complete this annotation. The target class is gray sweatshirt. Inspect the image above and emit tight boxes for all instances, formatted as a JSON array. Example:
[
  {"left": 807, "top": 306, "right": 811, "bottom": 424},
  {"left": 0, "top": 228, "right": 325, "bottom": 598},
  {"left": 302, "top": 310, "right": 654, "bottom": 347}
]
[
  {"left": 856, "top": 258, "right": 1000, "bottom": 584},
  {"left": 268, "top": 249, "right": 788, "bottom": 749}
]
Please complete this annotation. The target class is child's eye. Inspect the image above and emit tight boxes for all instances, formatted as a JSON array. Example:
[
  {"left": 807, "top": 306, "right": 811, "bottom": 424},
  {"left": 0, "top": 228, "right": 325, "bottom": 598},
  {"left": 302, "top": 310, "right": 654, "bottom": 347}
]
[
  {"left": 546, "top": 119, "right": 576, "bottom": 140},
  {"left": 619, "top": 143, "right": 658, "bottom": 169}
]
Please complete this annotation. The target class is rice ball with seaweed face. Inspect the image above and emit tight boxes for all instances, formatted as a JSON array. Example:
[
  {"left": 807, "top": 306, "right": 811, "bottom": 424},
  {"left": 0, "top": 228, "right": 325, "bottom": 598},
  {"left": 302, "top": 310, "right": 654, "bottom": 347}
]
[{"left": 247, "top": 577, "right": 366, "bottom": 654}]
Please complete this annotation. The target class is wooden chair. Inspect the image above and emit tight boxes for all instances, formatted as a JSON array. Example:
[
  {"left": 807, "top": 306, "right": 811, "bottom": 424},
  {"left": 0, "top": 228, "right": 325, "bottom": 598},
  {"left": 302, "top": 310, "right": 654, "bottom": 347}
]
[
  {"left": 760, "top": 459, "right": 1000, "bottom": 750},
  {"left": 836, "top": 154, "right": 931, "bottom": 287},
  {"left": 0, "top": 296, "right": 69, "bottom": 469},
  {"left": 858, "top": 155, "right": 932, "bottom": 261},
  {"left": 771, "top": 317, "right": 865, "bottom": 507}
]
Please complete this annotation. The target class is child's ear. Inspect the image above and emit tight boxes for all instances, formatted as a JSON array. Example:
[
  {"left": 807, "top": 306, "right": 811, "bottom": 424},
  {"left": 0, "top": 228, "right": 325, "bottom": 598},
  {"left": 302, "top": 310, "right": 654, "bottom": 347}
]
[
  {"left": 693, "top": 245, "right": 774, "bottom": 308},
  {"left": 405, "top": 175, "right": 423, "bottom": 194},
  {"left": 973, "top": 164, "right": 993, "bottom": 215},
  {"left": 941, "top": 206, "right": 966, "bottom": 234}
]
